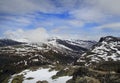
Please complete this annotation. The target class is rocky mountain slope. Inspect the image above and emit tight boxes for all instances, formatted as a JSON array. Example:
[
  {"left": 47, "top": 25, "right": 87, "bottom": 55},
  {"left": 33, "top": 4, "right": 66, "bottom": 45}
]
[
  {"left": 68, "top": 36, "right": 120, "bottom": 83},
  {"left": 77, "top": 36, "right": 120, "bottom": 66}
]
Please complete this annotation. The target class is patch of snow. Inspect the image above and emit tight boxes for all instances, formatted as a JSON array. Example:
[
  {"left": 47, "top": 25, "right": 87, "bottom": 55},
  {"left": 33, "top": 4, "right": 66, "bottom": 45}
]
[
  {"left": 24, "top": 60, "right": 27, "bottom": 66},
  {"left": 9, "top": 68, "right": 72, "bottom": 83},
  {"left": 48, "top": 39, "right": 72, "bottom": 50},
  {"left": 32, "top": 59, "right": 39, "bottom": 62},
  {"left": 58, "top": 44, "right": 72, "bottom": 50}
]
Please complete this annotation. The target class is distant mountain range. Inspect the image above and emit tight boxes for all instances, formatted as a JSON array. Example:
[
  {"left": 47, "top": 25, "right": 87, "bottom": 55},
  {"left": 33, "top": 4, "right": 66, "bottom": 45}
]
[
  {"left": 1, "top": 36, "right": 120, "bottom": 64},
  {"left": 1, "top": 36, "right": 120, "bottom": 66},
  {"left": 0, "top": 38, "right": 96, "bottom": 66}
]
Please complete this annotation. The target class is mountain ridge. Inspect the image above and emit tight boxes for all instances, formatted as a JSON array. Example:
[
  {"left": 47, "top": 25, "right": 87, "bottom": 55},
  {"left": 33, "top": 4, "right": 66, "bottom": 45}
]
[{"left": 77, "top": 36, "right": 120, "bottom": 66}]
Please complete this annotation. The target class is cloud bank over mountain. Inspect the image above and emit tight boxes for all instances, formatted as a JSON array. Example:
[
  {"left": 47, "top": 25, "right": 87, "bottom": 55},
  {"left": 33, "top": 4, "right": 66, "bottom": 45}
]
[{"left": 4, "top": 28, "right": 49, "bottom": 42}]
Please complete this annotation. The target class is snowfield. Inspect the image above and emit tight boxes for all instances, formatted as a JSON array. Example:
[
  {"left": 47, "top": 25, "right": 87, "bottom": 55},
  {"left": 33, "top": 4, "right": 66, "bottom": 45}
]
[{"left": 9, "top": 68, "right": 72, "bottom": 83}]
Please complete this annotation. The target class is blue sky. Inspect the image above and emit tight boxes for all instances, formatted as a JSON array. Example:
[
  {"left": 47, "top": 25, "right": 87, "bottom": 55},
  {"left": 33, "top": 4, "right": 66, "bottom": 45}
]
[{"left": 0, "top": 0, "right": 120, "bottom": 41}]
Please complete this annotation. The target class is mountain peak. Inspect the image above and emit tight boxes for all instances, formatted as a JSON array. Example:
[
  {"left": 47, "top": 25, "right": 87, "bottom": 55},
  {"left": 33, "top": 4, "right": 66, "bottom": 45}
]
[
  {"left": 99, "top": 36, "right": 120, "bottom": 42},
  {"left": 77, "top": 36, "right": 120, "bottom": 66}
]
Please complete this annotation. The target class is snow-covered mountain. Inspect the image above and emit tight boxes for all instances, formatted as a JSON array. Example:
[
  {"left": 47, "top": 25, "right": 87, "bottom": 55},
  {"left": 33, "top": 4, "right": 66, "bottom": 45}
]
[
  {"left": 0, "top": 38, "right": 96, "bottom": 68},
  {"left": 47, "top": 38, "right": 96, "bottom": 53},
  {"left": 77, "top": 36, "right": 120, "bottom": 65}
]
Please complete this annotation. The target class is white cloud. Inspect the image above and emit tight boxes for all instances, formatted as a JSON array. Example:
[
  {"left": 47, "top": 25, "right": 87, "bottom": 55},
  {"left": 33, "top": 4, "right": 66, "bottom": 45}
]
[
  {"left": 4, "top": 28, "right": 49, "bottom": 42},
  {"left": 0, "top": 0, "right": 58, "bottom": 14},
  {"left": 1, "top": 0, "right": 120, "bottom": 23},
  {"left": 70, "top": 8, "right": 105, "bottom": 22},
  {"left": 96, "top": 23, "right": 120, "bottom": 30},
  {"left": 67, "top": 20, "right": 84, "bottom": 27},
  {"left": 0, "top": 0, "right": 35, "bottom": 14},
  {"left": 2, "top": 16, "right": 31, "bottom": 24},
  {"left": 83, "top": 0, "right": 120, "bottom": 15},
  {"left": 69, "top": 0, "right": 120, "bottom": 23},
  {"left": 25, "top": 28, "right": 49, "bottom": 42},
  {"left": 51, "top": 26, "right": 69, "bottom": 33},
  {"left": 93, "top": 0, "right": 120, "bottom": 15},
  {"left": 0, "top": 15, "right": 34, "bottom": 31},
  {"left": 1, "top": 0, "right": 120, "bottom": 17}
]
